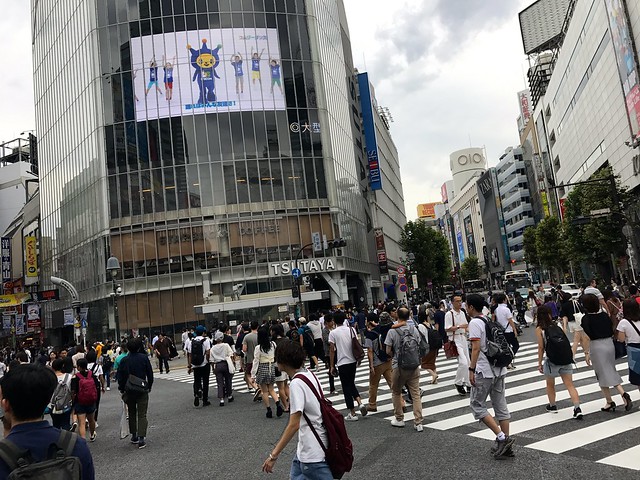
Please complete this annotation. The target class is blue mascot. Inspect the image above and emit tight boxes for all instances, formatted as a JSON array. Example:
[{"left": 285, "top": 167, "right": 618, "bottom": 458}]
[{"left": 187, "top": 39, "right": 222, "bottom": 104}]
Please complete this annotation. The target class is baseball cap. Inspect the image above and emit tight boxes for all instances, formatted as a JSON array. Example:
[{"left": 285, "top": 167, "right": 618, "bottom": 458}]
[
  {"left": 214, "top": 331, "right": 224, "bottom": 341},
  {"left": 195, "top": 325, "right": 205, "bottom": 335}
]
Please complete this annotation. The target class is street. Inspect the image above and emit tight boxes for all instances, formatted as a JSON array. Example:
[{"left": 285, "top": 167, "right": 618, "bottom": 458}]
[{"left": 89, "top": 328, "right": 637, "bottom": 479}]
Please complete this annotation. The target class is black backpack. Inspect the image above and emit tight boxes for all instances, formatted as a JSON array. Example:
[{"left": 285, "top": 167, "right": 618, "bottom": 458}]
[
  {"left": 426, "top": 325, "right": 443, "bottom": 351},
  {"left": 101, "top": 354, "right": 113, "bottom": 370},
  {"left": 544, "top": 324, "right": 574, "bottom": 366},
  {"left": 482, "top": 317, "right": 514, "bottom": 368},
  {"left": 0, "top": 430, "right": 81, "bottom": 479},
  {"left": 190, "top": 338, "right": 205, "bottom": 365}
]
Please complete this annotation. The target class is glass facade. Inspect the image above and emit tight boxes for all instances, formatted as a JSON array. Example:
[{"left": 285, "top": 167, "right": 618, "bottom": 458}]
[{"left": 33, "top": 0, "right": 375, "bottom": 341}]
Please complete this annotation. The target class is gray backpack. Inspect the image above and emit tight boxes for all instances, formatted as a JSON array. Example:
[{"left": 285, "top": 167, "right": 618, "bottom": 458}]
[
  {"left": 397, "top": 327, "right": 421, "bottom": 370},
  {"left": 48, "top": 374, "right": 73, "bottom": 414},
  {"left": 0, "top": 430, "right": 81, "bottom": 480}
]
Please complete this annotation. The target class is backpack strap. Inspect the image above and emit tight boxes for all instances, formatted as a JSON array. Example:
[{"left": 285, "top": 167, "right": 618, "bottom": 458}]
[
  {"left": 627, "top": 320, "right": 640, "bottom": 337},
  {"left": 0, "top": 439, "right": 28, "bottom": 471},
  {"left": 56, "top": 430, "right": 77, "bottom": 458},
  {"left": 292, "top": 374, "right": 328, "bottom": 454}
]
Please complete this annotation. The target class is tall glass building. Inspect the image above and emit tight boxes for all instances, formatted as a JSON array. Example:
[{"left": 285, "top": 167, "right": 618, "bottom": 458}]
[{"left": 32, "top": 0, "right": 382, "bottom": 342}]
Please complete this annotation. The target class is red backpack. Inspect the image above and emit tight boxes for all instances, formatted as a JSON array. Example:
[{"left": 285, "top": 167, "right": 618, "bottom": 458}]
[
  {"left": 293, "top": 373, "right": 353, "bottom": 479},
  {"left": 76, "top": 370, "right": 98, "bottom": 406}
]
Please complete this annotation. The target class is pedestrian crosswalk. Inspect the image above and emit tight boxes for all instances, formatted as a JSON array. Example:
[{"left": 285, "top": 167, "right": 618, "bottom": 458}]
[{"left": 157, "top": 341, "right": 640, "bottom": 471}]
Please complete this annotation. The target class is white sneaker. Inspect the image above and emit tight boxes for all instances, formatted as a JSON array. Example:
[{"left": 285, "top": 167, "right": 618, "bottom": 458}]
[
  {"left": 344, "top": 413, "right": 359, "bottom": 422},
  {"left": 106, "top": 387, "right": 110, "bottom": 391},
  {"left": 414, "top": 424, "right": 423, "bottom": 432},
  {"left": 390, "top": 419, "right": 405, "bottom": 428}
]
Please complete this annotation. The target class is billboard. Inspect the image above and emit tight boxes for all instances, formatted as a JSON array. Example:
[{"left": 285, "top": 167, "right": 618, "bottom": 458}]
[
  {"left": 519, "top": 0, "right": 571, "bottom": 55},
  {"left": 463, "top": 213, "right": 477, "bottom": 257},
  {"left": 130, "top": 28, "right": 286, "bottom": 121},
  {"left": 454, "top": 214, "right": 465, "bottom": 263},
  {"left": 417, "top": 202, "right": 439, "bottom": 219},
  {"left": 358, "top": 73, "right": 383, "bottom": 191},
  {"left": 477, "top": 170, "right": 509, "bottom": 274},
  {"left": 517, "top": 89, "right": 532, "bottom": 122},
  {"left": 605, "top": 0, "right": 640, "bottom": 138},
  {"left": 25, "top": 236, "right": 38, "bottom": 279},
  {"left": 374, "top": 228, "right": 389, "bottom": 276}
]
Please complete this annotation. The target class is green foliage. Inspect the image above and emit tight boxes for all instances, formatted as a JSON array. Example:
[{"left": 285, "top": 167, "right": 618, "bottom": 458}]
[
  {"left": 400, "top": 220, "right": 451, "bottom": 287},
  {"left": 460, "top": 255, "right": 480, "bottom": 281},
  {"left": 522, "top": 226, "right": 539, "bottom": 267},
  {"left": 562, "top": 166, "right": 627, "bottom": 263},
  {"left": 535, "top": 216, "right": 567, "bottom": 274}
]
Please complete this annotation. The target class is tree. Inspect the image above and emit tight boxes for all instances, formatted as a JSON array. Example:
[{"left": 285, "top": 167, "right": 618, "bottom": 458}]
[
  {"left": 460, "top": 255, "right": 480, "bottom": 281},
  {"left": 535, "top": 216, "right": 568, "bottom": 279},
  {"left": 563, "top": 166, "right": 627, "bottom": 266},
  {"left": 522, "top": 226, "right": 539, "bottom": 267},
  {"left": 400, "top": 220, "right": 451, "bottom": 287}
]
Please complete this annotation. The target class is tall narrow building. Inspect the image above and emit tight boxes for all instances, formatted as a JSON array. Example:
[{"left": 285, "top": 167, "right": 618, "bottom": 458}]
[{"left": 32, "top": 0, "right": 389, "bottom": 342}]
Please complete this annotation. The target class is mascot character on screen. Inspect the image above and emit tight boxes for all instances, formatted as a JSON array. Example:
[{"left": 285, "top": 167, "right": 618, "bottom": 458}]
[{"left": 187, "top": 39, "right": 222, "bottom": 104}]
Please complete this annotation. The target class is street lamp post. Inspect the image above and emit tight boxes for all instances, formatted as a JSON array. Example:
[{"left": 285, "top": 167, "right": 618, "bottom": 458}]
[{"left": 106, "top": 256, "right": 121, "bottom": 343}]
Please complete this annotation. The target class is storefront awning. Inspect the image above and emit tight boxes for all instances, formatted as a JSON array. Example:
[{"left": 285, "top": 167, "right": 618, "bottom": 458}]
[{"left": 0, "top": 293, "right": 31, "bottom": 307}]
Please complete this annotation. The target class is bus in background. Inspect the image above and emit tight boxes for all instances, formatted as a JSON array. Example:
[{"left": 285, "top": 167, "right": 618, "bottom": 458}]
[
  {"left": 504, "top": 270, "right": 532, "bottom": 294},
  {"left": 463, "top": 279, "right": 486, "bottom": 294}
]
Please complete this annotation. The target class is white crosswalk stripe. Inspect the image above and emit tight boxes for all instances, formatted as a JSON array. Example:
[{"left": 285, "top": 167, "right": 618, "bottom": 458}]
[{"left": 156, "top": 340, "right": 639, "bottom": 470}]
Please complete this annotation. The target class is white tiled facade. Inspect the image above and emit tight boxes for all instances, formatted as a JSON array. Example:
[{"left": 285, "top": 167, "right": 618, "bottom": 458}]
[{"left": 540, "top": 0, "right": 640, "bottom": 194}]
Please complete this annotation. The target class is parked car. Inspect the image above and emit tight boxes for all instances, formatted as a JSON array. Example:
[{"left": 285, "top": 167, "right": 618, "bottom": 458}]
[{"left": 559, "top": 283, "right": 581, "bottom": 298}]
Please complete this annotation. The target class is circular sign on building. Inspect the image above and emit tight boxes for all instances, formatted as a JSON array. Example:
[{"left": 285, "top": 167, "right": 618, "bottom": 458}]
[
  {"left": 292, "top": 268, "right": 302, "bottom": 278},
  {"left": 399, "top": 284, "right": 408, "bottom": 293},
  {"left": 397, "top": 266, "right": 406, "bottom": 275}
]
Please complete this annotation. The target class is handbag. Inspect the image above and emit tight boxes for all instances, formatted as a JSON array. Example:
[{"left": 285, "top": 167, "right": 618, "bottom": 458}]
[
  {"left": 350, "top": 327, "right": 365, "bottom": 362},
  {"left": 125, "top": 374, "right": 149, "bottom": 394},
  {"left": 444, "top": 340, "right": 459, "bottom": 359},
  {"left": 226, "top": 355, "right": 236, "bottom": 375},
  {"left": 614, "top": 339, "right": 627, "bottom": 359},
  {"left": 572, "top": 301, "right": 584, "bottom": 327}
]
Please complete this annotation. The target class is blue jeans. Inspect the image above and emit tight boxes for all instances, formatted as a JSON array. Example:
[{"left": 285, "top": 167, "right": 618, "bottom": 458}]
[{"left": 290, "top": 455, "right": 333, "bottom": 480}]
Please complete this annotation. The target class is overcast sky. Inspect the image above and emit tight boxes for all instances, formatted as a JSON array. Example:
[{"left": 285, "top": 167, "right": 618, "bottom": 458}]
[{"left": 0, "top": 0, "right": 531, "bottom": 219}]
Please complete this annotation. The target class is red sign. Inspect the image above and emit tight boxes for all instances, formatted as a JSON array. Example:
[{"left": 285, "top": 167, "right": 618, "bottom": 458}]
[
  {"left": 559, "top": 198, "right": 566, "bottom": 220},
  {"left": 377, "top": 252, "right": 387, "bottom": 262},
  {"left": 27, "top": 319, "right": 42, "bottom": 329}
]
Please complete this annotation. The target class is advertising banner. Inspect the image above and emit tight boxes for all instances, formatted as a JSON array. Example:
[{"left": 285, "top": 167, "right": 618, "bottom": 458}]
[
  {"left": 0, "top": 293, "right": 30, "bottom": 307},
  {"left": 454, "top": 214, "right": 465, "bottom": 263},
  {"left": 374, "top": 228, "right": 389, "bottom": 276},
  {"left": 15, "top": 314, "right": 25, "bottom": 335},
  {"left": 463, "top": 213, "right": 477, "bottom": 257},
  {"left": 26, "top": 304, "right": 41, "bottom": 329},
  {"left": 25, "top": 236, "right": 38, "bottom": 278},
  {"left": 417, "top": 203, "right": 439, "bottom": 219},
  {"left": 1, "top": 237, "right": 10, "bottom": 283},
  {"left": 2, "top": 315, "right": 11, "bottom": 330},
  {"left": 131, "top": 28, "right": 286, "bottom": 121},
  {"left": 358, "top": 73, "right": 383, "bottom": 191},
  {"left": 605, "top": 0, "right": 640, "bottom": 137},
  {"left": 477, "top": 170, "right": 509, "bottom": 273},
  {"left": 63, "top": 309, "right": 75, "bottom": 326}
]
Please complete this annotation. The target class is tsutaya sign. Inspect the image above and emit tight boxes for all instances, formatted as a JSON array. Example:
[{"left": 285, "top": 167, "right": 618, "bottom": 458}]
[{"left": 269, "top": 257, "right": 337, "bottom": 276}]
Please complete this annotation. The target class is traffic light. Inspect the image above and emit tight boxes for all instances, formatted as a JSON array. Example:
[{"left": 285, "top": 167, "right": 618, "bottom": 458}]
[
  {"left": 326, "top": 238, "right": 347, "bottom": 249},
  {"left": 291, "top": 284, "right": 300, "bottom": 299}
]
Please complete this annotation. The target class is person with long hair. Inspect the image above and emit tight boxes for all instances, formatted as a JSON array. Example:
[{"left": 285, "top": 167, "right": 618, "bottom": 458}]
[
  {"left": 535, "top": 305, "right": 583, "bottom": 418},
  {"left": 251, "top": 325, "right": 283, "bottom": 418},
  {"left": 617, "top": 299, "right": 640, "bottom": 398},
  {"left": 271, "top": 323, "right": 290, "bottom": 412},
  {"left": 71, "top": 358, "right": 98, "bottom": 442},
  {"left": 581, "top": 293, "right": 632, "bottom": 412}
]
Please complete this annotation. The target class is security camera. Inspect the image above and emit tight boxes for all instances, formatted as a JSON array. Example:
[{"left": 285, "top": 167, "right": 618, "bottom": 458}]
[{"left": 116, "top": 286, "right": 123, "bottom": 295}]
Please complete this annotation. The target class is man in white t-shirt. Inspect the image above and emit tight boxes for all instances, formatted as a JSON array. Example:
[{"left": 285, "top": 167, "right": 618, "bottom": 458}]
[
  {"left": 329, "top": 311, "right": 366, "bottom": 421},
  {"left": 186, "top": 326, "right": 212, "bottom": 407},
  {"left": 262, "top": 340, "right": 332, "bottom": 477},
  {"left": 466, "top": 294, "right": 513, "bottom": 460},
  {"left": 584, "top": 279, "right": 609, "bottom": 315},
  {"left": 493, "top": 293, "right": 520, "bottom": 368},
  {"left": 445, "top": 295, "right": 470, "bottom": 396}
]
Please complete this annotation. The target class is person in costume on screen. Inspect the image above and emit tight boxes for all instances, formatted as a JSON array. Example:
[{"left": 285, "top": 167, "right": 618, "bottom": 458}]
[
  {"left": 162, "top": 55, "right": 176, "bottom": 101},
  {"left": 187, "top": 39, "right": 222, "bottom": 104},
  {"left": 145, "top": 58, "right": 163, "bottom": 97},
  {"left": 269, "top": 58, "right": 283, "bottom": 95},
  {"left": 250, "top": 47, "right": 265, "bottom": 86},
  {"left": 230, "top": 53, "right": 244, "bottom": 94}
]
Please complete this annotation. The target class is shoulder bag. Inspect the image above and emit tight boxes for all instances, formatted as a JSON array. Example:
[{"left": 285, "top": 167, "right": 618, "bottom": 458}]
[
  {"left": 572, "top": 300, "right": 584, "bottom": 327},
  {"left": 443, "top": 311, "right": 459, "bottom": 359},
  {"left": 125, "top": 374, "right": 149, "bottom": 394},
  {"left": 350, "top": 327, "right": 365, "bottom": 362}
]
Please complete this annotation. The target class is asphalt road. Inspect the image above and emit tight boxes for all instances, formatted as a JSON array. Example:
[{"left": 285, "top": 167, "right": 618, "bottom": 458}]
[{"left": 89, "top": 329, "right": 635, "bottom": 480}]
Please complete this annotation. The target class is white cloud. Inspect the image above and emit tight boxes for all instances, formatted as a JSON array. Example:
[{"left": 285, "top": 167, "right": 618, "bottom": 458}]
[{"left": 1, "top": 1, "right": 533, "bottom": 221}]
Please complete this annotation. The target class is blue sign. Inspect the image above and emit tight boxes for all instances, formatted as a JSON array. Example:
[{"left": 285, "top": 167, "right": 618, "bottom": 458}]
[
  {"left": 1, "top": 237, "right": 11, "bottom": 283},
  {"left": 292, "top": 268, "right": 302, "bottom": 279},
  {"left": 358, "top": 73, "right": 383, "bottom": 191}
]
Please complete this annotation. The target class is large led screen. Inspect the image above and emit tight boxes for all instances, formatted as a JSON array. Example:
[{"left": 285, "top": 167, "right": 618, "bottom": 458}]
[{"left": 130, "top": 28, "right": 286, "bottom": 121}]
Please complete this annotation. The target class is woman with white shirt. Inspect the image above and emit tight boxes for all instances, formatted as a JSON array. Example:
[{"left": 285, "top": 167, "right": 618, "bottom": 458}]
[
  {"left": 262, "top": 339, "right": 332, "bottom": 479},
  {"left": 445, "top": 295, "right": 470, "bottom": 396},
  {"left": 617, "top": 299, "right": 640, "bottom": 397},
  {"left": 210, "top": 331, "right": 235, "bottom": 406},
  {"left": 252, "top": 325, "right": 283, "bottom": 418}
]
